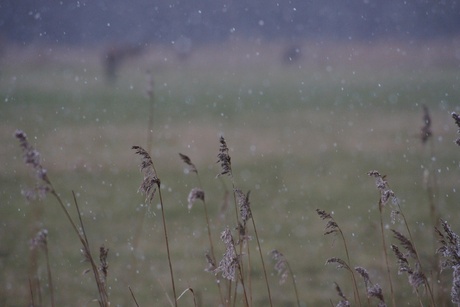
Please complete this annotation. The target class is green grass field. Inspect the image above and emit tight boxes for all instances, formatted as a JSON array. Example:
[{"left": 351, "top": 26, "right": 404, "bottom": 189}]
[{"left": 1, "top": 39, "right": 460, "bottom": 306}]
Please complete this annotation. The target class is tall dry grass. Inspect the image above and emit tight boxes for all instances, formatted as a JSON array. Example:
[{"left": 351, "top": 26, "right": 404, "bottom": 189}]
[{"left": 14, "top": 110, "right": 460, "bottom": 306}]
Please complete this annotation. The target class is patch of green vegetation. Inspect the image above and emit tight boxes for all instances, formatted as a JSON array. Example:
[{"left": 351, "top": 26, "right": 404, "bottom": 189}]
[{"left": 1, "top": 42, "right": 460, "bottom": 306}]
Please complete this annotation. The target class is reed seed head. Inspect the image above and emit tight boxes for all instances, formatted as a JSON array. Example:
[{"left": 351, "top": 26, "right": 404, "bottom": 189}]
[
  {"left": 316, "top": 208, "right": 332, "bottom": 220},
  {"left": 30, "top": 229, "right": 48, "bottom": 250},
  {"left": 15, "top": 129, "right": 51, "bottom": 192},
  {"left": 355, "top": 266, "right": 370, "bottom": 287},
  {"left": 214, "top": 227, "right": 238, "bottom": 281},
  {"left": 408, "top": 270, "right": 426, "bottom": 289},
  {"left": 132, "top": 145, "right": 160, "bottom": 204},
  {"left": 236, "top": 221, "right": 251, "bottom": 245},
  {"left": 452, "top": 112, "right": 460, "bottom": 129},
  {"left": 334, "top": 282, "right": 350, "bottom": 306},
  {"left": 368, "top": 170, "right": 398, "bottom": 208},
  {"left": 355, "top": 266, "right": 386, "bottom": 305},
  {"left": 326, "top": 257, "right": 350, "bottom": 271},
  {"left": 235, "top": 189, "right": 252, "bottom": 225},
  {"left": 452, "top": 112, "right": 460, "bottom": 146},
  {"left": 435, "top": 219, "right": 460, "bottom": 303},
  {"left": 216, "top": 136, "right": 232, "bottom": 177},
  {"left": 390, "top": 244, "right": 411, "bottom": 275},
  {"left": 391, "top": 229, "right": 417, "bottom": 259},
  {"left": 436, "top": 219, "right": 460, "bottom": 269},
  {"left": 270, "top": 249, "right": 289, "bottom": 285},
  {"left": 316, "top": 209, "right": 339, "bottom": 235},
  {"left": 452, "top": 265, "right": 460, "bottom": 303},
  {"left": 368, "top": 284, "right": 386, "bottom": 306},
  {"left": 205, "top": 252, "right": 217, "bottom": 272},
  {"left": 187, "top": 188, "right": 205, "bottom": 210},
  {"left": 99, "top": 246, "right": 109, "bottom": 280},
  {"left": 179, "top": 153, "right": 198, "bottom": 174}
]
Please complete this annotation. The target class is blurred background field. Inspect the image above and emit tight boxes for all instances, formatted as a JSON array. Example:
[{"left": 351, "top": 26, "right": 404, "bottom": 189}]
[{"left": 1, "top": 39, "right": 460, "bottom": 306}]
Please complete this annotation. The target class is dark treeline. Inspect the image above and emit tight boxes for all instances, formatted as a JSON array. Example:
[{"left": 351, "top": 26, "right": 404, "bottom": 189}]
[{"left": 0, "top": 0, "right": 459, "bottom": 46}]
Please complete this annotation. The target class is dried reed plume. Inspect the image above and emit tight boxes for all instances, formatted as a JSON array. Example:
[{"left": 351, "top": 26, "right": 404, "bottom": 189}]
[
  {"left": 355, "top": 266, "right": 386, "bottom": 307},
  {"left": 216, "top": 136, "right": 240, "bottom": 224},
  {"left": 368, "top": 170, "right": 397, "bottom": 307},
  {"left": 187, "top": 187, "right": 205, "bottom": 210},
  {"left": 15, "top": 130, "right": 51, "bottom": 198},
  {"left": 179, "top": 152, "right": 224, "bottom": 304},
  {"left": 234, "top": 189, "right": 252, "bottom": 227},
  {"left": 132, "top": 145, "right": 177, "bottom": 306},
  {"left": 179, "top": 152, "right": 198, "bottom": 174},
  {"left": 215, "top": 137, "right": 273, "bottom": 306},
  {"left": 270, "top": 249, "right": 301, "bottom": 306},
  {"left": 217, "top": 135, "right": 232, "bottom": 177},
  {"left": 436, "top": 219, "right": 460, "bottom": 305},
  {"left": 214, "top": 227, "right": 249, "bottom": 306},
  {"left": 317, "top": 209, "right": 361, "bottom": 306},
  {"left": 99, "top": 246, "right": 109, "bottom": 285},
  {"left": 132, "top": 145, "right": 160, "bottom": 204},
  {"left": 16, "top": 130, "right": 109, "bottom": 307},
  {"left": 369, "top": 170, "right": 435, "bottom": 305},
  {"left": 205, "top": 252, "right": 217, "bottom": 272},
  {"left": 334, "top": 282, "right": 351, "bottom": 307},
  {"left": 391, "top": 228, "right": 435, "bottom": 305},
  {"left": 452, "top": 112, "right": 460, "bottom": 146},
  {"left": 326, "top": 257, "right": 351, "bottom": 271},
  {"left": 215, "top": 227, "right": 239, "bottom": 282},
  {"left": 234, "top": 189, "right": 273, "bottom": 307},
  {"left": 390, "top": 244, "right": 427, "bottom": 307}
]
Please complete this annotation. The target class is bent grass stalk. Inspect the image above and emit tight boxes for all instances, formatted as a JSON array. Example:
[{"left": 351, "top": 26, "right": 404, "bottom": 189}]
[
  {"left": 15, "top": 130, "right": 109, "bottom": 307},
  {"left": 316, "top": 209, "right": 362, "bottom": 307},
  {"left": 179, "top": 153, "right": 225, "bottom": 305},
  {"left": 132, "top": 145, "right": 177, "bottom": 307},
  {"left": 270, "top": 249, "right": 301, "bottom": 307},
  {"left": 235, "top": 189, "right": 273, "bottom": 306},
  {"left": 369, "top": 170, "right": 435, "bottom": 306},
  {"left": 217, "top": 136, "right": 273, "bottom": 307},
  {"left": 177, "top": 288, "right": 198, "bottom": 307},
  {"left": 368, "top": 170, "right": 396, "bottom": 307}
]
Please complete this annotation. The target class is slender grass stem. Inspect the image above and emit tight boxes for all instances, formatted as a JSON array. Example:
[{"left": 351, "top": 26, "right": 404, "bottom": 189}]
[
  {"left": 337, "top": 227, "right": 361, "bottom": 307},
  {"left": 43, "top": 243, "right": 55, "bottom": 307},
  {"left": 28, "top": 278, "right": 35, "bottom": 307},
  {"left": 379, "top": 204, "right": 396, "bottom": 307},
  {"left": 251, "top": 218, "right": 273, "bottom": 307},
  {"left": 177, "top": 287, "right": 198, "bottom": 307},
  {"left": 158, "top": 187, "right": 178, "bottom": 307},
  {"left": 285, "top": 261, "right": 300, "bottom": 307},
  {"left": 129, "top": 286, "right": 140, "bottom": 307}
]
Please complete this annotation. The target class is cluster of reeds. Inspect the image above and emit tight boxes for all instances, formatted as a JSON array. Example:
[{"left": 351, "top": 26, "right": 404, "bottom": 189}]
[
  {"left": 13, "top": 105, "right": 460, "bottom": 306},
  {"left": 15, "top": 130, "right": 110, "bottom": 307},
  {"left": 316, "top": 168, "right": 460, "bottom": 307},
  {"left": 177, "top": 136, "right": 277, "bottom": 306},
  {"left": 312, "top": 106, "right": 460, "bottom": 307}
]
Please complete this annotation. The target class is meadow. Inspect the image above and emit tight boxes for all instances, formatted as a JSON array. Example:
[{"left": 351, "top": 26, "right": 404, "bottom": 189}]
[{"left": 1, "top": 38, "right": 460, "bottom": 306}]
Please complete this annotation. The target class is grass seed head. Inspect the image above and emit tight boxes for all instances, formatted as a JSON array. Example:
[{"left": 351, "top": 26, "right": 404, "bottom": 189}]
[
  {"left": 30, "top": 229, "right": 48, "bottom": 250},
  {"left": 179, "top": 153, "right": 198, "bottom": 174},
  {"left": 132, "top": 145, "right": 160, "bottom": 204},
  {"left": 217, "top": 136, "right": 232, "bottom": 177},
  {"left": 270, "top": 249, "right": 288, "bottom": 285}
]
